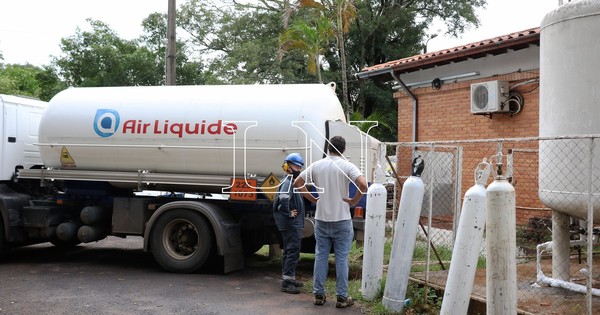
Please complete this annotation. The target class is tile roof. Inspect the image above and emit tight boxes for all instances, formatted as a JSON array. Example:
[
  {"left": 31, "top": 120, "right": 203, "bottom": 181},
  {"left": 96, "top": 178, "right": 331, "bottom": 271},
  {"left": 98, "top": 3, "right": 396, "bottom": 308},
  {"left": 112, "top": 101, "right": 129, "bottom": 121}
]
[{"left": 357, "top": 27, "right": 540, "bottom": 80}]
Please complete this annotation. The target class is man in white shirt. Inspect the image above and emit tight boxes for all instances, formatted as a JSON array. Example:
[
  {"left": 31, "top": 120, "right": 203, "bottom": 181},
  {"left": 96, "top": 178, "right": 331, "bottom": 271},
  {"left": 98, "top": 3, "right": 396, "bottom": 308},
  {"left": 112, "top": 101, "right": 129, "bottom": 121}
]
[{"left": 294, "top": 136, "right": 367, "bottom": 308}]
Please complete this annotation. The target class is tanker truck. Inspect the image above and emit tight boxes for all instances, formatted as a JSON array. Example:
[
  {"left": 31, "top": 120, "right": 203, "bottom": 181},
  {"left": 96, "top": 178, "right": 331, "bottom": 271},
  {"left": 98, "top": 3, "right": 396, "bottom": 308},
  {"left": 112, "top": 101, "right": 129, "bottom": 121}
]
[{"left": 0, "top": 83, "right": 381, "bottom": 273}]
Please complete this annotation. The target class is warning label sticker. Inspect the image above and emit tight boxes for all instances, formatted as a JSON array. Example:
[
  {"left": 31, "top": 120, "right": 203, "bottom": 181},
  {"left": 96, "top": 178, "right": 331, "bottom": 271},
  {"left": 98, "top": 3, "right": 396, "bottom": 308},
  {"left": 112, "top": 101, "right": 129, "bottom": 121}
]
[
  {"left": 260, "top": 173, "right": 280, "bottom": 203},
  {"left": 60, "top": 146, "right": 76, "bottom": 167}
]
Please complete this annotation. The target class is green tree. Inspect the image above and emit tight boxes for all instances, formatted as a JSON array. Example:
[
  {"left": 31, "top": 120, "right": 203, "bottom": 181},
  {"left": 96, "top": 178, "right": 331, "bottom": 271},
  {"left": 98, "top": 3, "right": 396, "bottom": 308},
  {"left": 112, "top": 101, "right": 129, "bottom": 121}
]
[
  {"left": 349, "top": 108, "right": 395, "bottom": 143},
  {"left": 42, "top": 0, "right": 483, "bottom": 141},
  {"left": 35, "top": 66, "right": 67, "bottom": 101},
  {"left": 0, "top": 64, "right": 42, "bottom": 98},
  {"left": 54, "top": 19, "right": 162, "bottom": 87},
  {"left": 347, "top": 0, "right": 485, "bottom": 119},
  {"left": 178, "top": 0, "right": 313, "bottom": 84},
  {"left": 0, "top": 63, "right": 64, "bottom": 101},
  {"left": 140, "top": 12, "right": 215, "bottom": 85},
  {"left": 290, "top": 0, "right": 356, "bottom": 117},
  {"left": 279, "top": 15, "right": 334, "bottom": 82}
]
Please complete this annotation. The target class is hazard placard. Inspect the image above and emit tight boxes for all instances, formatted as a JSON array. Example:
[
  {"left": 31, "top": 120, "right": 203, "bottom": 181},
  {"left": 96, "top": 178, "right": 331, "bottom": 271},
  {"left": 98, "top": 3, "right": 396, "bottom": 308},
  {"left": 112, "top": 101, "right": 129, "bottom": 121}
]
[
  {"left": 230, "top": 178, "right": 257, "bottom": 201},
  {"left": 260, "top": 173, "right": 280, "bottom": 203},
  {"left": 60, "top": 146, "right": 76, "bottom": 166}
]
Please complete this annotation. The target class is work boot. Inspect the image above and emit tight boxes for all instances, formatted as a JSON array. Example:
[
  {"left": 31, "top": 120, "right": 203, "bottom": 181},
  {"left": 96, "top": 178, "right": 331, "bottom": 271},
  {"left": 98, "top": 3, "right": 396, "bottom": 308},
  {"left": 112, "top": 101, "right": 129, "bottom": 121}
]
[
  {"left": 291, "top": 280, "right": 304, "bottom": 288},
  {"left": 335, "top": 296, "right": 354, "bottom": 308},
  {"left": 314, "top": 293, "right": 326, "bottom": 306},
  {"left": 281, "top": 280, "right": 300, "bottom": 294}
]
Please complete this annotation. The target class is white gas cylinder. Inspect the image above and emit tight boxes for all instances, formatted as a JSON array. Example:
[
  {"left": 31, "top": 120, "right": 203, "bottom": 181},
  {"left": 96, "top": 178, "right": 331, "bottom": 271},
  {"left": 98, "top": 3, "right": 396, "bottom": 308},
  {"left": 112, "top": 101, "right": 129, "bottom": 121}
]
[
  {"left": 361, "top": 181, "right": 387, "bottom": 300},
  {"left": 383, "top": 156, "right": 425, "bottom": 312},
  {"left": 486, "top": 153, "right": 517, "bottom": 315},
  {"left": 440, "top": 159, "right": 491, "bottom": 315}
]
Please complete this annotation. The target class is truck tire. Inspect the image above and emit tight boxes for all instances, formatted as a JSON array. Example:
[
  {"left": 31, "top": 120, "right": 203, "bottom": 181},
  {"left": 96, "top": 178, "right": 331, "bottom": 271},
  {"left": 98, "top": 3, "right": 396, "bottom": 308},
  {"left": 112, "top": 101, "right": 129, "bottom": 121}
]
[{"left": 150, "top": 209, "right": 213, "bottom": 273}]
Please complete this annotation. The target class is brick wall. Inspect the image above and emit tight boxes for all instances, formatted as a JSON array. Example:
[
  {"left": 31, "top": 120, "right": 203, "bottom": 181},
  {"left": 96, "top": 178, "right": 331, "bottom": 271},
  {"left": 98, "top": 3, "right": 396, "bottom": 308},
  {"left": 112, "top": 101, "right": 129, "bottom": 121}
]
[
  {"left": 394, "top": 70, "right": 551, "bottom": 225},
  {"left": 396, "top": 70, "right": 540, "bottom": 142}
]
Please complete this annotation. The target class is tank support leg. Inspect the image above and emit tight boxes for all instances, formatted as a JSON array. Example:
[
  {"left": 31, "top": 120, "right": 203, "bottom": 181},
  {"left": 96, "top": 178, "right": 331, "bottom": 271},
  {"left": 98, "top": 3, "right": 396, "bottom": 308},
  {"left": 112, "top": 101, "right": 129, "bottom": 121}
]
[{"left": 552, "top": 210, "right": 571, "bottom": 281}]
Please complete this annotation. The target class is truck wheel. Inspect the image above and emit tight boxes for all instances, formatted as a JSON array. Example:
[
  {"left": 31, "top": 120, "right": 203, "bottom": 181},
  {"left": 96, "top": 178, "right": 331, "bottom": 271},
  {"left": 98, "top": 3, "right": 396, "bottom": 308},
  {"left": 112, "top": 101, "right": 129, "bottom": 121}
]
[{"left": 150, "top": 209, "right": 212, "bottom": 273}]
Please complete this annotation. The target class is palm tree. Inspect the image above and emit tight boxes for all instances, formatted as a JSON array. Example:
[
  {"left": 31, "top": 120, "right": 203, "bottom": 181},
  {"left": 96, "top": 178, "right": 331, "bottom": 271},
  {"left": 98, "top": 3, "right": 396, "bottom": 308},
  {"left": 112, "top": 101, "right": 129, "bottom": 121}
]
[
  {"left": 294, "top": 0, "right": 356, "bottom": 118},
  {"left": 332, "top": 0, "right": 356, "bottom": 120},
  {"left": 279, "top": 16, "right": 334, "bottom": 82},
  {"left": 349, "top": 109, "right": 394, "bottom": 140}
]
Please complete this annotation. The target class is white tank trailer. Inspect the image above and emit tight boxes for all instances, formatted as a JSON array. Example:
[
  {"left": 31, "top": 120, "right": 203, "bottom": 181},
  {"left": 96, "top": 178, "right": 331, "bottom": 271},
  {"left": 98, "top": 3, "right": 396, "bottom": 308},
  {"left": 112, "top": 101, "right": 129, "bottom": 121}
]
[
  {"left": 39, "top": 84, "right": 359, "bottom": 183},
  {"left": 3, "top": 84, "right": 382, "bottom": 274},
  {"left": 539, "top": 0, "right": 600, "bottom": 285}
]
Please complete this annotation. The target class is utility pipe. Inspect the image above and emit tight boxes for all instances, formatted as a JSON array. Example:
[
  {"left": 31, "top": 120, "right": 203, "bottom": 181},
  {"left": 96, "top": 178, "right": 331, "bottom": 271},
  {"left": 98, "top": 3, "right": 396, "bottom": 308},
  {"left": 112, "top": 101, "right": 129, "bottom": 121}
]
[
  {"left": 390, "top": 70, "right": 419, "bottom": 142},
  {"left": 536, "top": 240, "right": 600, "bottom": 296}
]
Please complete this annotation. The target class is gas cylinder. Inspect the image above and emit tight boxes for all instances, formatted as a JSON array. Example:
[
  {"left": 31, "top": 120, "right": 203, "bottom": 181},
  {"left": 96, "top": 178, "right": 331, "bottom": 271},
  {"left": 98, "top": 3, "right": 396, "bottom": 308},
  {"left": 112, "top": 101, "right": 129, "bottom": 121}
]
[
  {"left": 440, "top": 159, "right": 491, "bottom": 315},
  {"left": 486, "top": 153, "right": 517, "bottom": 315},
  {"left": 383, "top": 156, "right": 425, "bottom": 312},
  {"left": 360, "top": 176, "right": 387, "bottom": 300}
]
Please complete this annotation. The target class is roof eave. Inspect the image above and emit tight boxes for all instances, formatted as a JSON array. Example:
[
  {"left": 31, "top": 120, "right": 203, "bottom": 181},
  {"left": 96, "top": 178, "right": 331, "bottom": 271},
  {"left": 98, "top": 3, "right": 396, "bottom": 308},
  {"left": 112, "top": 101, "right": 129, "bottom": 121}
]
[
  {"left": 389, "top": 35, "right": 540, "bottom": 74},
  {"left": 356, "top": 28, "right": 541, "bottom": 82}
]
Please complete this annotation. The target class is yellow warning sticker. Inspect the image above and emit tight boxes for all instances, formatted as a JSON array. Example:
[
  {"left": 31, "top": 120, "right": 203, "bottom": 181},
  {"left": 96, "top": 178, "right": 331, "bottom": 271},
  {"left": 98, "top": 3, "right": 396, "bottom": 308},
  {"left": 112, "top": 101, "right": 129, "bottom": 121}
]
[
  {"left": 60, "top": 146, "right": 76, "bottom": 166},
  {"left": 260, "top": 173, "right": 280, "bottom": 203}
]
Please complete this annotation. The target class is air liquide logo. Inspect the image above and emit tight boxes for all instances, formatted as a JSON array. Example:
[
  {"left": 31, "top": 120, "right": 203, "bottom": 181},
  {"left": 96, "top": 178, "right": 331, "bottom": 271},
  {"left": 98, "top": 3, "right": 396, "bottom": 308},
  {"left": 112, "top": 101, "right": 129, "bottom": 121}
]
[{"left": 94, "top": 109, "right": 120, "bottom": 137}]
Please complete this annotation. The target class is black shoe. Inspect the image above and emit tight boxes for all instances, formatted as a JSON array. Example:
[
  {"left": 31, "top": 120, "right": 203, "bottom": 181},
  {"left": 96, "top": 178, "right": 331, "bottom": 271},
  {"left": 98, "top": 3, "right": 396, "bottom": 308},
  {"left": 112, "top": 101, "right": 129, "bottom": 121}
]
[
  {"left": 335, "top": 296, "right": 354, "bottom": 308},
  {"left": 281, "top": 281, "right": 300, "bottom": 294},
  {"left": 291, "top": 280, "right": 304, "bottom": 288},
  {"left": 314, "top": 293, "right": 326, "bottom": 306}
]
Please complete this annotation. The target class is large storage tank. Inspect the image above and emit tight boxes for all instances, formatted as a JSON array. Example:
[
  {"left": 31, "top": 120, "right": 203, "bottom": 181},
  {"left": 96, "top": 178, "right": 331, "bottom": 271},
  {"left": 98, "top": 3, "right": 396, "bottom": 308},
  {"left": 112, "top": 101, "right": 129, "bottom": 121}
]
[
  {"left": 539, "top": 0, "right": 600, "bottom": 221},
  {"left": 40, "top": 84, "right": 375, "bottom": 181}
]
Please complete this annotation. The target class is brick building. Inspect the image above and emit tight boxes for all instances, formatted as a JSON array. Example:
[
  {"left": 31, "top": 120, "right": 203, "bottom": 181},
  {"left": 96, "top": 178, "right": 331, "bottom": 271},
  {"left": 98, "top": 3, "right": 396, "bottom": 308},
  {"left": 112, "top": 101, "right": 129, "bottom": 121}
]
[{"left": 357, "top": 28, "right": 550, "bottom": 226}]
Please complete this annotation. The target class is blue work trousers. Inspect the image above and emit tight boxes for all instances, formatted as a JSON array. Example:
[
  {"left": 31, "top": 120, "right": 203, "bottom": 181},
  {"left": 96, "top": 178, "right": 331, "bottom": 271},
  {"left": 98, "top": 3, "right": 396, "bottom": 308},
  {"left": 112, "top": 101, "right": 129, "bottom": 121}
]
[
  {"left": 313, "top": 219, "right": 354, "bottom": 298},
  {"left": 281, "top": 228, "right": 302, "bottom": 280}
]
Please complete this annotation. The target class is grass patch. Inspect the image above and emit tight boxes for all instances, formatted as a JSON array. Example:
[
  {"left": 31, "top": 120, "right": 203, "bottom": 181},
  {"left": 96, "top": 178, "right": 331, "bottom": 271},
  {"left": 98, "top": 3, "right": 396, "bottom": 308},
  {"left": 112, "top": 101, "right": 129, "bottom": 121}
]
[{"left": 251, "top": 238, "right": 450, "bottom": 314}]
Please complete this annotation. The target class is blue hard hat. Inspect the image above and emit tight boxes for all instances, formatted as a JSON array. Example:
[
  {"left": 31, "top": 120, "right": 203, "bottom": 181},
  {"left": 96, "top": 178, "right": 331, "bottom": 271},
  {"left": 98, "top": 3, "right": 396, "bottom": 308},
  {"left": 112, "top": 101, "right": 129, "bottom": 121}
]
[{"left": 284, "top": 153, "right": 304, "bottom": 167}]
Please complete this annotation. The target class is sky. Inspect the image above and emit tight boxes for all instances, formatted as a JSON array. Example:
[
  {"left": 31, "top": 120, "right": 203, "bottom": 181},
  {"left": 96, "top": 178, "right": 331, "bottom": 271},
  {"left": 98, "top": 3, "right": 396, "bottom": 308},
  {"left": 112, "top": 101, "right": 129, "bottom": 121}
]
[{"left": 0, "top": 0, "right": 561, "bottom": 67}]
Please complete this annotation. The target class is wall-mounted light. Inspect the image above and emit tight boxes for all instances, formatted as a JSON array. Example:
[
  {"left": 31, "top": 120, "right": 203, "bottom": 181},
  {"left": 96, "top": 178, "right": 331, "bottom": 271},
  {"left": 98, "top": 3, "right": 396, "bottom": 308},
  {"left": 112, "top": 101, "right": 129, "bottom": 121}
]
[{"left": 392, "top": 71, "right": 480, "bottom": 90}]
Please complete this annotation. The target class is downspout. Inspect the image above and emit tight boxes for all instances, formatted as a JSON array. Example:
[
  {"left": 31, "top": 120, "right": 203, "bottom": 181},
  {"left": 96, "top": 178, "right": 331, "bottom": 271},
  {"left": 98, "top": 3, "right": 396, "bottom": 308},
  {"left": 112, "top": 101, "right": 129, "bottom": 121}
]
[{"left": 389, "top": 70, "right": 418, "bottom": 142}]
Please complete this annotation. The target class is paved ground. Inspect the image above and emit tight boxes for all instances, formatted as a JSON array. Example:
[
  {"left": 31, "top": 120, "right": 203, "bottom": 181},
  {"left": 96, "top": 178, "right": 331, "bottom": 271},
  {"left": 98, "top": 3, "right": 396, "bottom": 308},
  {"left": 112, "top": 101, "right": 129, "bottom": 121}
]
[{"left": 0, "top": 236, "right": 365, "bottom": 315}]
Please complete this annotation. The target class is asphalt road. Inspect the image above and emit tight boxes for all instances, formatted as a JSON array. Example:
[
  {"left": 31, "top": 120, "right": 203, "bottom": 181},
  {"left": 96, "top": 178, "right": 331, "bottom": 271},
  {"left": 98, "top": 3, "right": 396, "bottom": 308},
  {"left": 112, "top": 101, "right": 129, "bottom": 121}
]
[{"left": 0, "top": 236, "right": 365, "bottom": 315}]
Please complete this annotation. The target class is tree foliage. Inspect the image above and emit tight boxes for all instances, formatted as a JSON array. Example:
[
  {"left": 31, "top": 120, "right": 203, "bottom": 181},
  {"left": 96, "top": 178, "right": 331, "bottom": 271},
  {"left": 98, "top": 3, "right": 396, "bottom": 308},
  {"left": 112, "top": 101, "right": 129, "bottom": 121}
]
[
  {"left": 345, "top": 0, "right": 485, "bottom": 140},
  {"left": 0, "top": 64, "right": 41, "bottom": 97},
  {"left": 54, "top": 19, "right": 161, "bottom": 87},
  {"left": 0, "top": 64, "right": 64, "bottom": 101},
  {"left": 279, "top": 15, "right": 334, "bottom": 82},
  {"left": 178, "top": 0, "right": 317, "bottom": 84},
  {"left": 0, "top": 0, "right": 485, "bottom": 141}
]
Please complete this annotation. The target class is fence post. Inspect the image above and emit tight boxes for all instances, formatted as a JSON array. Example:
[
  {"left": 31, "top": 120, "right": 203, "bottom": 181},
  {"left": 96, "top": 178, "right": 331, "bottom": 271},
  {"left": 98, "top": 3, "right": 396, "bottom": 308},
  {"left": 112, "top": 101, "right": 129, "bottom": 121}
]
[{"left": 586, "top": 137, "right": 594, "bottom": 315}]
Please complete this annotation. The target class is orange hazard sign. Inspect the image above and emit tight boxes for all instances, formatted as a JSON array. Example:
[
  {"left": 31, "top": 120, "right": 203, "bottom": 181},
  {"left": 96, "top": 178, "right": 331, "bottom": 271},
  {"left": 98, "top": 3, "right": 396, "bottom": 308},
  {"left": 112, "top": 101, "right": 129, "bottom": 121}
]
[{"left": 230, "top": 178, "right": 258, "bottom": 201}]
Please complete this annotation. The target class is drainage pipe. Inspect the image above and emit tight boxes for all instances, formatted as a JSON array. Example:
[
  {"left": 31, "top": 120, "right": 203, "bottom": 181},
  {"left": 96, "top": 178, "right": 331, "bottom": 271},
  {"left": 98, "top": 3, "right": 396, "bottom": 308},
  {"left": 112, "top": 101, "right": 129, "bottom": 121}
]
[
  {"left": 389, "top": 70, "right": 418, "bottom": 142},
  {"left": 536, "top": 240, "right": 600, "bottom": 296}
]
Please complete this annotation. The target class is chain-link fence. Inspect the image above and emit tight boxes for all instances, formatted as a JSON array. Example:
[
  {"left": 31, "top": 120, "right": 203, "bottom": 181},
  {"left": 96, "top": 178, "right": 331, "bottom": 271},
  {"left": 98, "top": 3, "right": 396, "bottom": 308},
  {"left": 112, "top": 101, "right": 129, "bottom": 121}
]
[{"left": 383, "top": 136, "right": 599, "bottom": 314}]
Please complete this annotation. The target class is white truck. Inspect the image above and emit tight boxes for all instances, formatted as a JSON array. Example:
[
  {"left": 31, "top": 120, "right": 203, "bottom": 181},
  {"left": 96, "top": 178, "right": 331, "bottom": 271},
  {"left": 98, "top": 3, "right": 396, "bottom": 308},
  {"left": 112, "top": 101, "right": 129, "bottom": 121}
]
[{"left": 0, "top": 84, "right": 381, "bottom": 273}]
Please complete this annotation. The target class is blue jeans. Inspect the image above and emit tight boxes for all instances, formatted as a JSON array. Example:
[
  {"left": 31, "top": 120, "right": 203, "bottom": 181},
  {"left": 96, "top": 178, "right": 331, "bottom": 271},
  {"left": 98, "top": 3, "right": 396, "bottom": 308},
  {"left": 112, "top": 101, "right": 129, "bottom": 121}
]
[
  {"left": 313, "top": 219, "right": 354, "bottom": 298},
  {"left": 280, "top": 229, "right": 302, "bottom": 280}
]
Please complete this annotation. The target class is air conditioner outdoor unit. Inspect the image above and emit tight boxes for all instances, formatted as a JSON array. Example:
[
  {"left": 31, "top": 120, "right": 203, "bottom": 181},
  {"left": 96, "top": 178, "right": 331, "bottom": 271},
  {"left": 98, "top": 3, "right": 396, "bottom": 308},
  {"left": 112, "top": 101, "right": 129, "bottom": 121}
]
[{"left": 470, "top": 80, "right": 509, "bottom": 114}]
